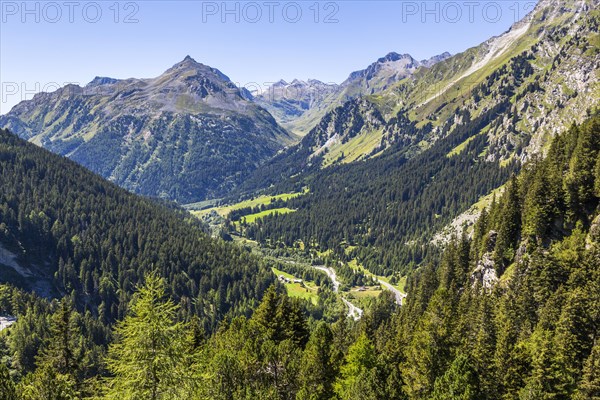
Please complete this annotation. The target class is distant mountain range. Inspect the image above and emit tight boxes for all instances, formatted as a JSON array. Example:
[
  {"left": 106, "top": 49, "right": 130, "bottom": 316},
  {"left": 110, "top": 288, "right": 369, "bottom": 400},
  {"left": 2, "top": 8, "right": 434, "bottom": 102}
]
[
  {"left": 243, "top": 0, "right": 599, "bottom": 185},
  {"left": 0, "top": 51, "right": 454, "bottom": 203},
  {"left": 2, "top": 0, "right": 597, "bottom": 211},
  {"left": 0, "top": 56, "right": 293, "bottom": 203},
  {"left": 254, "top": 52, "right": 452, "bottom": 136}
]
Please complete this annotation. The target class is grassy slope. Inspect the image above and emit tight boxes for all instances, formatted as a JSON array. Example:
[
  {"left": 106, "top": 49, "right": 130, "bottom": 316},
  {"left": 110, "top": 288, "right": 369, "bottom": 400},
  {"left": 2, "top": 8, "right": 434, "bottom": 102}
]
[
  {"left": 189, "top": 190, "right": 306, "bottom": 218},
  {"left": 271, "top": 267, "right": 319, "bottom": 304},
  {"left": 446, "top": 125, "right": 490, "bottom": 157},
  {"left": 242, "top": 208, "right": 295, "bottom": 223},
  {"left": 322, "top": 129, "right": 384, "bottom": 167}
]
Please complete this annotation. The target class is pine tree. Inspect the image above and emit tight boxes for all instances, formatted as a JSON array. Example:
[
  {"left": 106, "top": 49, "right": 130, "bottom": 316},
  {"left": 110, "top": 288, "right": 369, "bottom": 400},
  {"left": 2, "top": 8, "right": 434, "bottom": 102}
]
[
  {"left": 594, "top": 153, "right": 600, "bottom": 198},
  {"left": 253, "top": 285, "right": 308, "bottom": 346},
  {"left": 16, "top": 298, "right": 89, "bottom": 399},
  {"left": 334, "top": 333, "right": 381, "bottom": 400},
  {"left": 402, "top": 289, "right": 454, "bottom": 399},
  {"left": 41, "top": 299, "right": 81, "bottom": 377},
  {"left": 430, "top": 353, "right": 480, "bottom": 400},
  {"left": 565, "top": 118, "right": 600, "bottom": 219},
  {"left": 553, "top": 288, "right": 595, "bottom": 397},
  {"left": 493, "top": 175, "right": 521, "bottom": 273},
  {"left": 103, "top": 273, "right": 191, "bottom": 400},
  {"left": 574, "top": 340, "right": 600, "bottom": 400},
  {"left": 471, "top": 294, "right": 497, "bottom": 400},
  {"left": 296, "top": 322, "right": 335, "bottom": 400},
  {"left": 519, "top": 329, "right": 561, "bottom": 400},
  {"left": 0, "top": 363, "right": 17, "bottom": 400},
  {"left": 522, "top": 159, "right": 562, "bottom": 241}
]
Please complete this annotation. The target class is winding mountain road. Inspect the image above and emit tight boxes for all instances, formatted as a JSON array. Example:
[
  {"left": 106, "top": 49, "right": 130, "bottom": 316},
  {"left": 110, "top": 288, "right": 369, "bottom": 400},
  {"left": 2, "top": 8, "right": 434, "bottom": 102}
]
[
  {"left": 378, "top": 280, "right": 407, "bottom": 306},
  {"left": 314, "top": 266, "right": 363, "bottom": 320}
]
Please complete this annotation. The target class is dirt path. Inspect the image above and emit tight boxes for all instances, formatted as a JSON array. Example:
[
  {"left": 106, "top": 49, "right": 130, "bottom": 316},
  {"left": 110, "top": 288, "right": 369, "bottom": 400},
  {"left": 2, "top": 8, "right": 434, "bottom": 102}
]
[
  {"left": 314, "top": 266, "right": 363, "bottom": 320},
  {"left": 378, "top": 280, "right": 407, "bottom": 306}
]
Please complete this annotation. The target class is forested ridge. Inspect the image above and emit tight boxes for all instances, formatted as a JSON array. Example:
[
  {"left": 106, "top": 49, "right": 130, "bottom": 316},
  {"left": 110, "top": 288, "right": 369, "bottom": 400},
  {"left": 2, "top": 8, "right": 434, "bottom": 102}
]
[
  {"left": 0, "top": 128, "right": 274, "bottom": 330},
  {"left": 1, "top": 114, "right": 599, "bottom": 399},
  {"left": 244, "top": 103, "right": 519, "bottom": 275},
  {"left": 0, "top": 0, "right": 597, "bottom": 398}
]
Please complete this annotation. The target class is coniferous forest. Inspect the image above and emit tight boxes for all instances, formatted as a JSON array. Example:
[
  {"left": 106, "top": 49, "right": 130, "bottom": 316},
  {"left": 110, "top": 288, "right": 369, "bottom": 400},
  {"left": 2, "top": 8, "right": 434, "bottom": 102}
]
[
  {"left": 0, "top": 1, "right": 599, "bottom": 398},
  {"left": 0, "top": 113, "right": 599, "bottom": 399},
  {"left": 0, "top": 129, "right": 274, "bottom": 330}
]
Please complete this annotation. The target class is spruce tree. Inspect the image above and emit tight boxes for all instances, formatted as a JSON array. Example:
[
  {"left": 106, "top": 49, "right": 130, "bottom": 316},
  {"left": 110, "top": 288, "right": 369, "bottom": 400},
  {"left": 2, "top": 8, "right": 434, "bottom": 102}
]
[
  {"left": 103, "top": 274, "right": 191, "bottom": 400},
  {"left": 574, "top": 340, "right": 600, "bottom": 400},
  {"left": 430, "top": 354, "right": 480, "bottom": 400},
  {"left": 493, "top": 175, "right": 521, "bottom": 273},
  {"left": 296, "top": 322, "right": 335, "bottom": 400},
  {"left": 0, "top": 363, "right": 17, "bottom": 400}
]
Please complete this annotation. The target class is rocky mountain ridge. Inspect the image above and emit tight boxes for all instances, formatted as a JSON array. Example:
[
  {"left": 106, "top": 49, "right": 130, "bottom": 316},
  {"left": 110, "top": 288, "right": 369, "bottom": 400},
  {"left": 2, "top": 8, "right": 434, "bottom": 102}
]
[
  {"left": 255, "top": 51, "right": 451, "bottom": 136},
  {"left": 0, "top": 56, "right": 293, "bottom": 203}
]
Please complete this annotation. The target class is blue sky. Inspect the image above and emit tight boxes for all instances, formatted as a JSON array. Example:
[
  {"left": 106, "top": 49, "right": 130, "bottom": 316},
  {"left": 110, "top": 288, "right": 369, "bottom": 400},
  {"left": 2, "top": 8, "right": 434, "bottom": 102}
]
[{"left": 0, "top": 0, "right": 538, "bottom": 114}]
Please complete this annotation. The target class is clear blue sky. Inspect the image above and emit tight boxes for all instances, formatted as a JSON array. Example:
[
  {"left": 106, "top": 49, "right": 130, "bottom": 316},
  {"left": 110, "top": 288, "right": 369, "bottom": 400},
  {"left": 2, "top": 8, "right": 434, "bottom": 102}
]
[{"left": 0, "top": 0, "right": 539, "bottom": 114}]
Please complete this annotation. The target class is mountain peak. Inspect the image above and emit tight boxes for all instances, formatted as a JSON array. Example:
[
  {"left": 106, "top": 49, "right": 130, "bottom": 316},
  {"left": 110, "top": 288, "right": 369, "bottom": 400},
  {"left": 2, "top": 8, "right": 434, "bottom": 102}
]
[
  {"left": 345, "top": 52, "right": 419, "bottom": 84},
  {"left": 162, "top": 56, "right": 234, "bottom": 87},
  {"left": 377, "top": 52, "right": 415, "bottom": 63},
  {"left": 87, "top": 76, "right": 119, "bottom": 87},
  {"left": 420, "top": 52, "right": 452, "bottom": 67},
  {"left": 172, "top": 55, "right": 204, "bottom": 69}
]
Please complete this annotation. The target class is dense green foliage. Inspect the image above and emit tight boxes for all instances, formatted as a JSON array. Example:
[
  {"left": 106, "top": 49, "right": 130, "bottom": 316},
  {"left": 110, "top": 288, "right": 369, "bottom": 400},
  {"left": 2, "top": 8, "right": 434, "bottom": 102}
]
[
  {"left": 246, "top": 103, "right": 517, "bottom": 275},
  {"left": 1, "top": 113, "right": 593, "bottom": 399},
  {"left": 2, "top": 114, "right": 600, "bottom": 399},
  {"left": 0, "top": 128, "right": 274, "bottom": 331},
  {"left": 103, "top": 274, "right": 193, "bottom": 400}
]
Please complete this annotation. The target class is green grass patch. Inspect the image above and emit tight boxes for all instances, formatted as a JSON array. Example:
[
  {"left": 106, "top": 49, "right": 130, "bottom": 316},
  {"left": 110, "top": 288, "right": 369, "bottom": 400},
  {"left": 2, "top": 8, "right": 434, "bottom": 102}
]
[
  {"left": 348, "top": 259, "right": 406, "bottom": 295},
  {"left": 499, "top": 155, "right": 514, "bottom": 168},
  {"left": 272, "top": 267, "right": 319, "bottom": 305},
  {"left": 447, "top": 125, "right": 490, "bottom": 158},
  {"left": 499, "top": 262, "right": 517, "bottom": 285},
  {"left": 241, "top": 208, "right": 295, "bottom": 223},
  {"left": 346, "top": 286, "right": 383, "bottom": 309},
  {"left": 189, "top": 189, "right": 306, "bottom": 218},
  {"left": 272, "top": 267, "right": 295, "bottom": 280},
  {"left": 322, "top": 129, "right": 383, "bottom": 167},
  {"left": 447, "top": 135, "right": 477, "bottom": 157},
  {"left": 471, "top": 185, "right": 505, "bottom": 212},
  {"left": 348, "top": 287, "right": 382, "bottom": 299}
]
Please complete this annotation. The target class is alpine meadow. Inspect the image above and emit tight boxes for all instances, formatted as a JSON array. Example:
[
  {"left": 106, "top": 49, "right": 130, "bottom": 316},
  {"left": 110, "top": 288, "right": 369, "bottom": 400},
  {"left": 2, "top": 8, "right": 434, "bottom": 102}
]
[{"left": 0, "top": 0, "right": 600, "bottom": 399}]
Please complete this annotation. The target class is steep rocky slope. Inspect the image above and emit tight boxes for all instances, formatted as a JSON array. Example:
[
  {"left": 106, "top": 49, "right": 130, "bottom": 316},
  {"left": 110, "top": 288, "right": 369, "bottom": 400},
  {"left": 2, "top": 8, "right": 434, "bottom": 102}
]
[
  {"left": 256, "top": 0, "right": 599, "bottom": 174},
  {"left": 0, "top": 56, "right": 293, "bottom": 203},
  {"left": 255, "top": 52, "right": 451, "bottom": 136}
]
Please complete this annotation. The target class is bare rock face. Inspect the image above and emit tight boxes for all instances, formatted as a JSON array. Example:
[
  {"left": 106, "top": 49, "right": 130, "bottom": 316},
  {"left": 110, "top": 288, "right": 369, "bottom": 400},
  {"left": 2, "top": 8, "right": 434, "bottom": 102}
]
[
  {"left": 472, "top": 253, "right": 499, "bottom": 290},
  {"left": 587, "top": 214, "right": 600, "bottom": 249},
  {"left": 471, "top": 231, "right": 499, "bottom": 289}
]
